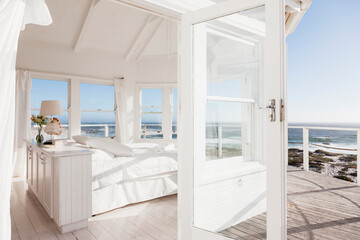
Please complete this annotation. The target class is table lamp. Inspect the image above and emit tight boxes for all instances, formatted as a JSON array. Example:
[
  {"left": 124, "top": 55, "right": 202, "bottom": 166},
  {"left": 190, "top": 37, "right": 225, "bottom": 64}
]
[{"left": 40, "top": 100, "right": 64, "bottom": 145}]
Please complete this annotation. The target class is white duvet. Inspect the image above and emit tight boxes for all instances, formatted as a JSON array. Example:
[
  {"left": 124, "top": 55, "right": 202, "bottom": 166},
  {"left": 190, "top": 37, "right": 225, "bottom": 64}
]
[{"left": 90, "top": 144, "right": 177, "bottom": 190}]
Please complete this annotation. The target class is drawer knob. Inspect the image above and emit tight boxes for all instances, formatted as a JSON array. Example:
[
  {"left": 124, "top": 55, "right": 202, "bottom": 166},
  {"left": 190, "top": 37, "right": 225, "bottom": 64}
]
[{"left": 238, "top": 179, "right": 243, "bottom": 186}]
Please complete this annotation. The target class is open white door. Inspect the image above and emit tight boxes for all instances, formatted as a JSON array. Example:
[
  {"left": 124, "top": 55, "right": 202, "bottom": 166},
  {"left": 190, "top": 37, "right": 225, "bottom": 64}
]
[{"left": 179, "top": 0, "right": 286, "bottom": 239}]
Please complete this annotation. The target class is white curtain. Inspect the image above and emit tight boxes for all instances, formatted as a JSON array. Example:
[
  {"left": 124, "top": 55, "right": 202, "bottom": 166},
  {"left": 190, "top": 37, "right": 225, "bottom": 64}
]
[
  {"left": 0, "top": 1, "right": 51, "bottom": 239},
  {"left": 13, "top": 69, "right": 32, "bottom": 177},
  {"left": 114, "top": 78, "right": 127, "bottom": 143}
]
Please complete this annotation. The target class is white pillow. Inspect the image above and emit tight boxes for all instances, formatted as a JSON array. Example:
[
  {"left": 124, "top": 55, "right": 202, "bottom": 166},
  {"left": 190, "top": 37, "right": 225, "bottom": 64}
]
[
  {"left": 73, "top": 135, "right": 91, "bottom": 145},
  {"left": 87, "top": 138, "right": 133, "bottom": 157}
]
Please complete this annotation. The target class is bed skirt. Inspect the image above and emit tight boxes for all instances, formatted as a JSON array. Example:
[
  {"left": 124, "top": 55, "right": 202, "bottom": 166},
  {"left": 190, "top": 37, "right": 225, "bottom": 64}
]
[{"left": 92, "top": 172, "right": 177, "bottom": 215}]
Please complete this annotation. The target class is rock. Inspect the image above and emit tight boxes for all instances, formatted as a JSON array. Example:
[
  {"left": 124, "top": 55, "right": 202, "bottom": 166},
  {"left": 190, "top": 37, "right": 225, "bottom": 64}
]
[
  {"left": 314, "top": 149, "right": 340, "bottom": 156},
  {"left": 339, "top": 155, "right": 357, "bottom": 162}
]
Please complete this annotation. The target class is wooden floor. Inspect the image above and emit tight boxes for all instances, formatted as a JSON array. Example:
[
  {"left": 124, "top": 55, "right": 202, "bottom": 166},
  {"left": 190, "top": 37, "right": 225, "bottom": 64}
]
[
  {"left": 11, "top": 166, "right": 360, "bottom": 240},
  {"left": 10, "top": 180, "right": 177, "bottom": 240},
  {"left": 220, "top": 166, "right": 360, "bottom": 240}
]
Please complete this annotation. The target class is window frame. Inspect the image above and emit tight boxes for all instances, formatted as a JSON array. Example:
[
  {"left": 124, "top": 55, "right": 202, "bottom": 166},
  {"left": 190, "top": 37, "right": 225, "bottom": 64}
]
[
  {"left": 135, "top": 83, "right": 177, "bottom": 142},
  {"left": 30, "top": 72, "right": 118, "bottom": 140},
  {"left": 30, "top": 76, "right": 70, "bottom": 140}
]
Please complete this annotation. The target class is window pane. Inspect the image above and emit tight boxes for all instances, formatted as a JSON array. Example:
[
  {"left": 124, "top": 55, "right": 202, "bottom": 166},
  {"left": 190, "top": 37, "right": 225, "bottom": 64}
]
[
  {"left": 141, "top": 107, "right": 162, "bottom": 113},
  {"left": 172, "top": 113, "right": 177, "bottom": 139},
  {"left": 207, "top": 78, "right": 243, "bottom": 98},
  {"left": 172, "top": 88, "right": 178, "bottom": 107},
  {"left": 81, "top": 112, "right": 115, "bottom": 137},
  {"left": 31, "top": 79, "right": 68, "bottom": 109},
  {"left": 31, "top": 110, "right": 69, "bottom": 140},
  {"left": 206, "top": 100, "right": 253, "bottom": 160},
  {"left": 141, "top": 114, "right": 162, "bottom": 139},
  {"left": 140, "top": 88, "right": 163, "bottom": 139},
  {"left": 141, "top": 89, "right": 162, "bottom": 108},
  {"left": 80, "top": 83, "right": 115, "bottom": 110}
]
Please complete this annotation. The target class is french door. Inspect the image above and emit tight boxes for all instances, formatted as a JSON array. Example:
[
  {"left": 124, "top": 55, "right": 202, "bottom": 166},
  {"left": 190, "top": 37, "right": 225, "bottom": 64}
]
[{"left": 178, "top": 0, "right": 286, "bottom": 239}]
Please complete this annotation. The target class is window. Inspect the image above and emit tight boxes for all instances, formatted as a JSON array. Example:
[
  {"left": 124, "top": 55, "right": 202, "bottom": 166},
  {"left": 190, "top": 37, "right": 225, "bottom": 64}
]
[
  {"left": 80, "top": 83, "right": 115, "bottom": 138},
  {"left": 172, "top": 88, "right": 178, "bottom": 139},
  {"left": 31, "top": 78, "right": 69, "bottom": 139},
  {"left": 140, "top": 88, "right": 163, "bottom": 139}
]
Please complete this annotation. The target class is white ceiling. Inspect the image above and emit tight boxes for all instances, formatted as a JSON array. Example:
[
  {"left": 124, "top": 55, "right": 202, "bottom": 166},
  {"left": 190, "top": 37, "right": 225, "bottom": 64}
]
[
  {"left": 19, "top": 0, "right": 178, "bottom": 61},
  {"left": 18, "top": 0, "right": 310, "bottom": 63}
]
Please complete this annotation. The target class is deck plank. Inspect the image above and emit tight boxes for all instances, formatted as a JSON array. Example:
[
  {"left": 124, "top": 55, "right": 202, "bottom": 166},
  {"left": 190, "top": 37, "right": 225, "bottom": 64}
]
[{"left": 220, "top": 166, "right": 360, "bottom": 240}]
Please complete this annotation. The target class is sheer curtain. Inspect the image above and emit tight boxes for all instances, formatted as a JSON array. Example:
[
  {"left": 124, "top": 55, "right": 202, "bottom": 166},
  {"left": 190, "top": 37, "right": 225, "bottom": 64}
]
[
  {"left": 114, "top": 78, "right": 127, "bottom": 143},
  {"left": 0, "top": 1, "right": 51, "bottom": 239},
  {"left": 13, "top": 69, "right": 32, "bottom": 177}
]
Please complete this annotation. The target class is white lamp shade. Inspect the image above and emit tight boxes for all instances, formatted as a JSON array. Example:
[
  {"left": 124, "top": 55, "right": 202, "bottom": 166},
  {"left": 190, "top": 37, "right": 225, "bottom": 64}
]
[{"left": 40, "top": 100, "right": 64, "bottom": 116}]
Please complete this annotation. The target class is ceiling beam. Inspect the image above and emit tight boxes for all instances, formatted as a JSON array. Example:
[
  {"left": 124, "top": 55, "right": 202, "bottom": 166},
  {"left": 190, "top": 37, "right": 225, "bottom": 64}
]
[
  {"left": 110, "top": 0, "right": 180, "bottom": 22},
  {"left": 125, "top": 15, "right": 160, "bottom": 61},
  {"left": 136, "top": 18, "right": 164, "bottom": 62},
  {"left": 73, "top": 0, "right": 98, "bottom": 52}
]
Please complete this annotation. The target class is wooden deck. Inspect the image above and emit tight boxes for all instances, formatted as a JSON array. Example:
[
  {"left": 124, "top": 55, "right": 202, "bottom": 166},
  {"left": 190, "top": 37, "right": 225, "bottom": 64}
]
[
  {"left": 220, "top": 166, "right": 360, "bottom": 240},
  {"left": 11, "top": 166, "right": 360, "bottom": 240}
]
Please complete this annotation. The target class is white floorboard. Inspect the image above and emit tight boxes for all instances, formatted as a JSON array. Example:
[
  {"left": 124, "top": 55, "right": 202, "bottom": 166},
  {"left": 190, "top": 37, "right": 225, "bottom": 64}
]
[{"left": 10, "top": 181, "right": 178, "bottom": 240}]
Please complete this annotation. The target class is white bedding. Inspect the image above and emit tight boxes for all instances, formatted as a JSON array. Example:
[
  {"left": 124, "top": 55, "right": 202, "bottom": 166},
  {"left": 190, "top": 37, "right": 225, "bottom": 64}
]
[{"left": 90, "top": 143, "right": 177, "bottom": 190}]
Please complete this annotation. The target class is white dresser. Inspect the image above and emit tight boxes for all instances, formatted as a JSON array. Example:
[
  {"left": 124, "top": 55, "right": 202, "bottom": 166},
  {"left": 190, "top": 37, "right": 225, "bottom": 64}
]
[{"left": 26, "top": 140, "right": 93, "bottom": 233}]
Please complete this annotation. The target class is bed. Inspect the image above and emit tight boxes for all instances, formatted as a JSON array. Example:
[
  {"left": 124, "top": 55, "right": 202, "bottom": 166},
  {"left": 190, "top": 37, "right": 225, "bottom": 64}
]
[{"left": 75, "top": 141, "right": 177, "bottom": 215}]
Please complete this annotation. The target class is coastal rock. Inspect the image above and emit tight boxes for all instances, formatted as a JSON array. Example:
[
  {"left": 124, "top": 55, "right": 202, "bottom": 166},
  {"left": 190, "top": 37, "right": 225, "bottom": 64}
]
[
  {"left": 314, "top": 149, "right": 340, "bottom": 156},
  {"left": 339, "top": 155, "right": 357, "bottom": 162}
]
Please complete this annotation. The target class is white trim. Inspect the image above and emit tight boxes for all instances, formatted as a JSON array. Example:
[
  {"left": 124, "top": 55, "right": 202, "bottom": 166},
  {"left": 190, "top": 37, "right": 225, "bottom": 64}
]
[
  {"left": 182, "top": 0, "right": 264, "bottom": 25},
  {"left": 80, "top": 110, "right": 115, "bottom": 112},
  {"left": 206, "top": 96, "right": 255, "bottom": 103},
  {"left": 69, "top": 79, "right": 81, "bottom": 138},
  {"left": 265, "top": 0, "right": 287, "bottom": 239},
  {"left": 136, "top": 82, "right": 177, "bottom": 87},
  {"left": 29, "top": 69, "right": 120, "bottom": 85},
  {"left": 108, "top": 0, "right": 181, "bottom": 22}
]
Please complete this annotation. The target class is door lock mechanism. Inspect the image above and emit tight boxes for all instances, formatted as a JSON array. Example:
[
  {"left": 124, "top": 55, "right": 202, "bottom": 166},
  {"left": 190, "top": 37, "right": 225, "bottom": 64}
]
[{"left": 267, "top": 99, "right": 276, "bottom": 122}]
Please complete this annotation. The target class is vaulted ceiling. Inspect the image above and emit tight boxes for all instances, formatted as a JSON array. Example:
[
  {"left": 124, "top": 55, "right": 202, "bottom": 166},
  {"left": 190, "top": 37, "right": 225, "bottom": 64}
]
[
  {"left": 18, "top": 0, "right": 311, "bottom": 64},
  {"left": 19, "top": 0, "right": 178, "bottom": 62}
]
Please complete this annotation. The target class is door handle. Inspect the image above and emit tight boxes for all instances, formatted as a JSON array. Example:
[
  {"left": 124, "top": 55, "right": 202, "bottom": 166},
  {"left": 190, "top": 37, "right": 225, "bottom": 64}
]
[{"left": 266, "top": 99, "right": 276, "bottom": 122}]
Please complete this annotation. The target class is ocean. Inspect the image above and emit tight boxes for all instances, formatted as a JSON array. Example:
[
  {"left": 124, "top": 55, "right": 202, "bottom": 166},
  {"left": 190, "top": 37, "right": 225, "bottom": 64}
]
[
  {"left": 205, "top": 123, "right": 359, "bottom": 155},
  {"left": 288, "top": 123, "right": 359, "bottom": 154},
  {"left": 32, "top": 122, "right": 359, "bottom": 155}
]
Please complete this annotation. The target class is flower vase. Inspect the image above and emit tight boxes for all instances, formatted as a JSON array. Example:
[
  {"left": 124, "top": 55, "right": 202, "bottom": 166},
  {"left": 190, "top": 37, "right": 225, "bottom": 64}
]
[{"left": 36, "top": 128, "right": 44, "bottom": 147}]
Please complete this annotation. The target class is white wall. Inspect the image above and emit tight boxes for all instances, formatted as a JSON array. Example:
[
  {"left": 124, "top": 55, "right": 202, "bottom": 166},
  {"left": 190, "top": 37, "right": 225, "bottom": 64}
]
[{"left": 137, "top": 57, "right": 178, "bottom": 84}]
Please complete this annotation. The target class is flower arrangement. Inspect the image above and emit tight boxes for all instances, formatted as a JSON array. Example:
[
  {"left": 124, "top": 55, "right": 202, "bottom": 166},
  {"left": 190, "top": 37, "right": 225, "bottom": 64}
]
[{"left": 30, "top": 114, "right": 48, "bottom": 146}]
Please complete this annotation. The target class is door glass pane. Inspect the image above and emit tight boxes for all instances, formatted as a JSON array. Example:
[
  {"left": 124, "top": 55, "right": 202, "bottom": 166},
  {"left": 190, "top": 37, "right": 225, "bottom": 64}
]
[
  {"left": 206, "top": 101, "right": 254, "bottom": 161},
  {"left": 193, "top": 7, "right": 266, "bottom": 239}
]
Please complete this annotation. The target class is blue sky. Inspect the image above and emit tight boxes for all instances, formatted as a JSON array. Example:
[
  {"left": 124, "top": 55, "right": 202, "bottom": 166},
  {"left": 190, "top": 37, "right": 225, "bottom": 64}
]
[{"left": 287, "top": 0, "right": 360, "bottom": 123}]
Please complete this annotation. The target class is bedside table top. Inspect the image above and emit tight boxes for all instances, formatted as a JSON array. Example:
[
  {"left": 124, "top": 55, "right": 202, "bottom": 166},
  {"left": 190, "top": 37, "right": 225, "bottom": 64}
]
[{"left": 26, "top": 139, "right": 94, "bottom": 157}]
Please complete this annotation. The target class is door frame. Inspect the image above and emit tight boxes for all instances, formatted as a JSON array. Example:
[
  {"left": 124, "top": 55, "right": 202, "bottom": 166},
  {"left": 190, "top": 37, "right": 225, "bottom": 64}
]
[{"left": 178, "top": 0, "right": 287, "bottom": 239}]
